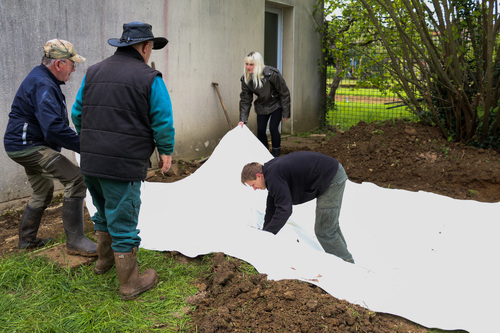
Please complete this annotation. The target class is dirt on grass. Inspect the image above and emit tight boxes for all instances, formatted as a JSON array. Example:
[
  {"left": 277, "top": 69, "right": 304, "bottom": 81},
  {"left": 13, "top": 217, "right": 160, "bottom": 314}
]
[
  {"left": 185, "top": 252, "right": 432, "bottom": 333},
  {"left": 1, "top": 119, "right": 499, "bottom": 332}
]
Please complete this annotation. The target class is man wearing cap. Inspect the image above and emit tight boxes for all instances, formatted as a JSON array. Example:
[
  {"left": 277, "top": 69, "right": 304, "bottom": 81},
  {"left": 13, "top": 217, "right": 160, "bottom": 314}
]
[
  {"left": 72, "top": 22, "right": 175, "bottom": 300},
  {"left": 3, "top": 39, "right": 97, "bottom": 256}
]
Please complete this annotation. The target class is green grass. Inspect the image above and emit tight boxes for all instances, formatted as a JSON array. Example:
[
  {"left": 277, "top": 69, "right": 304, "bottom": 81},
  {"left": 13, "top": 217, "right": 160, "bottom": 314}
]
[
  {"left": 0, "top": 247, "right": 465, "bottom": 333},
  {"left": 327, "top": 101, "right": 417, "bottom": 130},
  {"left": 336, "top": 86, "right": 397, "bottom": 98},
  {"left": 0, "top": 249, "right": 210, "bottom": 332},
  {"left": 325, "top": 75, "right": 418, "bottom": 131},
  {"left": 325, "top": 81, "right": 418, "bottom": 130}
]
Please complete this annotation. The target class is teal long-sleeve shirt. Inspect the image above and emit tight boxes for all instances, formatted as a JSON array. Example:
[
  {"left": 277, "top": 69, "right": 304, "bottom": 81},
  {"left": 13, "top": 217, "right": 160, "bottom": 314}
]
[{"left": 71, "top": 75, "right": 175, "bottom": 155}]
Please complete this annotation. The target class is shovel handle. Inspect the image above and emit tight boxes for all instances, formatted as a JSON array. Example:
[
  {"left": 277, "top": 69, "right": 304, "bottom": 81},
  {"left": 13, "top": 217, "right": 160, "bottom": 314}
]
[{"left": 212, "top": 82, "right": 233, "bottom": 129}]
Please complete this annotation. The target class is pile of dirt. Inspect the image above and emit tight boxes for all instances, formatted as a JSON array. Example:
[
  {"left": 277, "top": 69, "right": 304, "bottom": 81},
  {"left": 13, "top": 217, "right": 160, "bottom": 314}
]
[
  {"left": 1, "top": 119, "right": 498, "bottom": 332},
  {"left": 281, "top": 120, "right": 500, "bottom": 203},
  {"left": 185, "top": 252, "right": 427, "bottom": 332}
]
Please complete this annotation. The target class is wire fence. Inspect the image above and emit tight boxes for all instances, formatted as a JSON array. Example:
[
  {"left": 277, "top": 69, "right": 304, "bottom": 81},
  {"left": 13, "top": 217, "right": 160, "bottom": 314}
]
[{"left": 325, "top": 65, "right": 419, "bottom": 130}]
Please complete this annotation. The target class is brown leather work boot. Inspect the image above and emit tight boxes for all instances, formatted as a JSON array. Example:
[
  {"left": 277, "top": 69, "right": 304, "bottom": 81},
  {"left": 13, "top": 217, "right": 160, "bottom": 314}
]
[
  {"left": 114, "top": 247, "right": 159, "bottom": 300},
  {"left": 94, "top": 231, "right": 115, "bottom": 274}
]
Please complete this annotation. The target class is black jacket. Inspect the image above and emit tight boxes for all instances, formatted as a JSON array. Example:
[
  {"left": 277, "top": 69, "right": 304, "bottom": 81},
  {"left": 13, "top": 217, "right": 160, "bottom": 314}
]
[
  {"left": 262, "top": 152, "right": 339, "bottom": 234},
  {"left": 80, "top": 47, "right": 160, "bottom": 181},
  {"left": 239, "top": 66, "right": 291, "bottom": 123}
]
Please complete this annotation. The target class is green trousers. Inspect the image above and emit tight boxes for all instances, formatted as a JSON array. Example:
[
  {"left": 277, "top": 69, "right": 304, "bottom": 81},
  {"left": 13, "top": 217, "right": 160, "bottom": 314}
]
[
  {"left": 8, "top": 147, "right": 86, "bottom": 209},
  {"left": 314, "top": 164, "right": 354, "bottom": 263},
  {"left": 84, "top": 176, "right": 142, "bottom": 253}
]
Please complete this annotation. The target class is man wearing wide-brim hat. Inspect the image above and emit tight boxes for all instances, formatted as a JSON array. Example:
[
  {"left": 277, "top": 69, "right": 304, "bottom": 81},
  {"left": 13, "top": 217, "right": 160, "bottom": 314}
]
[
  {"left": 72, "top": 22, "right": 175, "bottom": 300},
  {"left": 4, "top": 38, "right": 97, "bottom": 257}
]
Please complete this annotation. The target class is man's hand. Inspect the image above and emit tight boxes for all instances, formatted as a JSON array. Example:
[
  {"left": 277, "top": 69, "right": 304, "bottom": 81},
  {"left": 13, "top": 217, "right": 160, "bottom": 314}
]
[
  {"left": 159, "top": 154, "right": 172, "bottom": 174},
  {"left": 238, "top": 121, "right": 245, "bottom": 128}
]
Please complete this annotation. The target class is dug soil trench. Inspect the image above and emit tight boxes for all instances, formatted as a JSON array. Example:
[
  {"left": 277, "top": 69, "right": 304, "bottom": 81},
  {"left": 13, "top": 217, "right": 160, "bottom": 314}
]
[{"left": 1, "top": 120, "right": 498, "bottom": 332}]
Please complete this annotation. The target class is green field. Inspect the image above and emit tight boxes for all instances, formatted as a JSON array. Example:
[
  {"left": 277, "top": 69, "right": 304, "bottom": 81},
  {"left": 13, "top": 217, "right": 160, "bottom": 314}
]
[
  {"left": 328, "top": 99, "right": 417, "bottom": 129},
  {"left": 326, "top": 80, "right": 417, "bottom": 130}
]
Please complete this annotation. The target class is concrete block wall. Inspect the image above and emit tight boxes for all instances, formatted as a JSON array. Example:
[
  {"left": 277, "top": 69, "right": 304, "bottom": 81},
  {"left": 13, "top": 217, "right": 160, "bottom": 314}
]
[{"left": 0, "top": 0, "right": 324, "bottom": 209}]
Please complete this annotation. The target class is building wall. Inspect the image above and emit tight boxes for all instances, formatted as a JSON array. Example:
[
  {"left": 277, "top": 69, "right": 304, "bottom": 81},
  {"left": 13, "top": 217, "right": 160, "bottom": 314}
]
[{"left": 0, "top": 0, "right": 324, "bottom": 209}]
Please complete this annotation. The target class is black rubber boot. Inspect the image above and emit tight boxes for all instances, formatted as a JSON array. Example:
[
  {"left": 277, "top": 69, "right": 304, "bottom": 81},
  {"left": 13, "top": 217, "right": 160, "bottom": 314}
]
[
  {"left": 272, "top": 147, "right": 281, "bottom": 157},
  {"left": 62, "top": 197, "right": 97, "bottom": 257},
  {"left": 18, "top": 204, "right": 53, "bottom": 249}
]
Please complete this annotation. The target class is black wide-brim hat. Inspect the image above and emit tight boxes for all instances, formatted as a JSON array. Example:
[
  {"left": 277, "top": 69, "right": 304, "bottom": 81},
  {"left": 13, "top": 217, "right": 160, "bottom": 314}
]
[{"left": 108, "top": 22, "right": 168, "bottom": 49}]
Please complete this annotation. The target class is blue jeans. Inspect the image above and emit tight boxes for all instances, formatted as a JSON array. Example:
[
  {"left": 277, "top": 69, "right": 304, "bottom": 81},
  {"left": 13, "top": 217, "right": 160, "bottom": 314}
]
[
  {"left": 84, "top": 176, "right": 141, "bottom": 253},
  {"left": 314, "top": 164, "right": 354, "bottom": 262}
]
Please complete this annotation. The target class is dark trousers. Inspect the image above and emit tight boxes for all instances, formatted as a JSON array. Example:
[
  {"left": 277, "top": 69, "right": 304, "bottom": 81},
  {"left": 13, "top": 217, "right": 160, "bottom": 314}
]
[{"left": 257, "top": 108, "right": 283, "bottom": 150}]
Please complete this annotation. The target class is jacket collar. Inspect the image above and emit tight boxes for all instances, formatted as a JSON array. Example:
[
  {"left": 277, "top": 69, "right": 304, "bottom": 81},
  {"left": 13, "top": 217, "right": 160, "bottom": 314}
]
[
  {"left": 263, "top": 66, "right": 278, "bottom": 76},
  {"left": 114, "top": 46, "right": 145, "bottom": 63},
  {"left": 39, "top": 64, "right": 65, "bottom": 86}
]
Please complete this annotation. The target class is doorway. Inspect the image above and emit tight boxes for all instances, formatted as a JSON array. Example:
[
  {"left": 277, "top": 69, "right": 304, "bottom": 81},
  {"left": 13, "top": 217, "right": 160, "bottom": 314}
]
[{"left": 264, "top": 6, "right": 283, "bottom": 72}]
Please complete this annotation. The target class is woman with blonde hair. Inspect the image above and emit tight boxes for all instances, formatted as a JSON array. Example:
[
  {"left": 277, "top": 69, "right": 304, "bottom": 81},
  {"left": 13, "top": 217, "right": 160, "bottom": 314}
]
[{"left": 238, "top": 51, "right": 290, "bottom": 157}]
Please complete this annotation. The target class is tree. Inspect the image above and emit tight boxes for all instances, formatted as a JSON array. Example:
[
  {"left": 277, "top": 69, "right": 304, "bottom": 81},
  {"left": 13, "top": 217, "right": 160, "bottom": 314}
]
[
  {"left": 318, "top": 1, "right": 383, "bottom": 102},
  {"left": 320, "top": 0, "right": 500, "bottom": 149}
]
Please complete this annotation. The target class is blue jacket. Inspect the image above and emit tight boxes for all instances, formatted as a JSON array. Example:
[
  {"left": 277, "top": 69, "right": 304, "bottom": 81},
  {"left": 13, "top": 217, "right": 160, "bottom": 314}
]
[{"left": 4, "top": 64, "right": 80, "bottom": 153}]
